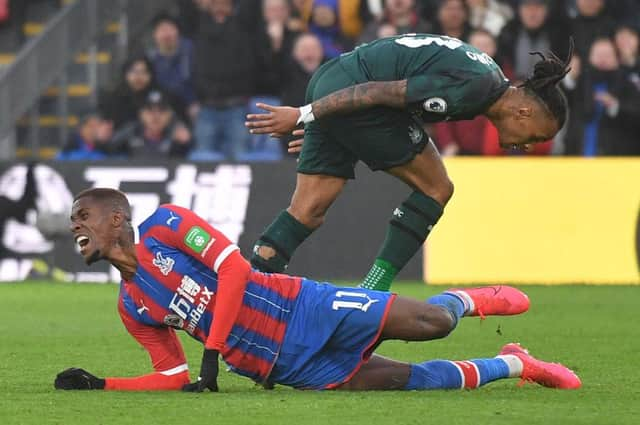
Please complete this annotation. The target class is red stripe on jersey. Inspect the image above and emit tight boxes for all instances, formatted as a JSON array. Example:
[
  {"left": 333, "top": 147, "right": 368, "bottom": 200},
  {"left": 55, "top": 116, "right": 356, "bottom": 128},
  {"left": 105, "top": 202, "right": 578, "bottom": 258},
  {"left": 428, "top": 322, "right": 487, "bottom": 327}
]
[
  {"left": 454, "top": 361, "right": 480, "bottom": 388},
  {"left": 162, "top": 204, "right": 236, "bottom": 270},
  {"left": 248, "top": 270, "right": 302, "bottom": 300},
  {"left": 120, "top": 281, "right": 172, "bottom": 327},
  {"left": 233, "top": 305, "right": 287, "bottom": 344},
  {"left": 223, "top": 348, "right": 273, "bottom": 379}
]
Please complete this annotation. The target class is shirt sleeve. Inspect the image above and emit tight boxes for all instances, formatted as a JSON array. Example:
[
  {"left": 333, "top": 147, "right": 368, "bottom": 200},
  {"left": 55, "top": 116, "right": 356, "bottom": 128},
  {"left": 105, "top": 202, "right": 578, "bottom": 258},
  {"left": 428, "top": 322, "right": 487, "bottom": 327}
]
[
  {"left": 145, "top": 204, "right": 250, "bottom": 352},
  {"left": 205, "top": 249, "right": 251, "bottom": 351},
  {"left": 104, "top": 304, "right": 191, "bottom": 391},
  {"left": 149, "top": 204, "right": 240, "bottom": 273}
]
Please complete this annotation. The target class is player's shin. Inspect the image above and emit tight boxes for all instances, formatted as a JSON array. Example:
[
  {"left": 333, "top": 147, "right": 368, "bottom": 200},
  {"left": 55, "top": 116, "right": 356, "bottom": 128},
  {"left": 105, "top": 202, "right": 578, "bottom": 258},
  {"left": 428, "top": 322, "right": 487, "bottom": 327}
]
[
  {"left": 251, "top": 210, "right": 313, "bottom": 273},
  {"left": 360, "top": 191, "right": 443, "bottom": 291},
  {"left": 405, "top": 358, "right": 512, "bottom": 390}
]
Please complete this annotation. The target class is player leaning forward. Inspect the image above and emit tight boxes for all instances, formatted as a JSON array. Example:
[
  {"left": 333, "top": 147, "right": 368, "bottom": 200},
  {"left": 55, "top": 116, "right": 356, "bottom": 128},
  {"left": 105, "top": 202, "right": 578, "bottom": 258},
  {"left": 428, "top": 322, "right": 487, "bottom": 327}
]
[
  {"left": 55, "top": 188, "right": 580, "bottom": 392},
  {"left": 245, "top": 34, "right": 573, "bottom": 291}
]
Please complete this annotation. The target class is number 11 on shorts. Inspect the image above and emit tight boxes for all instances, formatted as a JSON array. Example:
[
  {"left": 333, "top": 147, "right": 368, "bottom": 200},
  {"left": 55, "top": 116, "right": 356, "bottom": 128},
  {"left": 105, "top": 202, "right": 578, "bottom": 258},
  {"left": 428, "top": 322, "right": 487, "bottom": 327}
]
[{"left": 332, "top": 291, "right": 380, "bottom": 312}]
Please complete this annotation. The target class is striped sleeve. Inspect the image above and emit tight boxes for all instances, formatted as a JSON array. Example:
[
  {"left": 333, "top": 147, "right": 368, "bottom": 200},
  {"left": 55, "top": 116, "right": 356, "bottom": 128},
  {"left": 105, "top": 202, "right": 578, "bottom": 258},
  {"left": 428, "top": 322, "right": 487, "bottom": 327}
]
[
  {"left": 105, "top": 301, "right": 191, "bottom": 391},
  {"left": 148, "top": 204, "right": 239, "bottom": 272}
]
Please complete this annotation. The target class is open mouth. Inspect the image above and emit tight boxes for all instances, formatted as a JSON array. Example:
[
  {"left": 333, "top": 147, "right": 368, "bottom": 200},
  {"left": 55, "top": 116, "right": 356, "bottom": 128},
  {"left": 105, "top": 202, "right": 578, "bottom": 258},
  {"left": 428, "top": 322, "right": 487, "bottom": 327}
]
[{"left": 75, "top": 235, "right": 90, "bottom": 252}]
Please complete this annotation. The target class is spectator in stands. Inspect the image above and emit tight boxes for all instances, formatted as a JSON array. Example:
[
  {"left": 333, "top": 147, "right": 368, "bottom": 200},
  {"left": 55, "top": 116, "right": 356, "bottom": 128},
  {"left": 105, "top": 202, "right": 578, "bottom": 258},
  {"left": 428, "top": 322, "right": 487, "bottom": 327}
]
[
  {"left": 55, "top": 114, "right": 117, "bottom": 160},
  {"left": 570, "top": 0, "right": 616, "bottom": 58},
  {"left": 293, "top": 0, "right": 371, "bottom": 58},
  {"left": 498, "top": 0, "right": 569, "bottom": 83},
  {"left": 277, "top": 32, "right": 325, "bottom": 155},
  {"left": 99, "top": 55, "right": 187, "bottom": 132},
  {"left": 111, "top": 90, "right": 193, "bottom": 159},
  {"left": 261, "top": 0, "right": 300, "bottom": 95},
  {"left": 264, "top": 0, "right": 297, "bottom": 57},
  {"left": 190, "top": 0, "right": 271, "bottom": 161},
  {"left": 307, "top": 0, "right": 353, "bottom": 58},
  {"left": 146, "top": 13, "right": 196, "bottom": 117},
  {"left": 564, "top": 37, "right": 640, "bottom": 155},
  {"left": 466, "top": 0, "right": 513, "bottom": 37},
  {"left": 432, "top": 0, "right": 472, "bottom": 41},
  {"left": 615, "top": 24, "right": 639, "bottom": 76},
  {"left": 358, "top": 0, "right": 431, "bottom": 44}
]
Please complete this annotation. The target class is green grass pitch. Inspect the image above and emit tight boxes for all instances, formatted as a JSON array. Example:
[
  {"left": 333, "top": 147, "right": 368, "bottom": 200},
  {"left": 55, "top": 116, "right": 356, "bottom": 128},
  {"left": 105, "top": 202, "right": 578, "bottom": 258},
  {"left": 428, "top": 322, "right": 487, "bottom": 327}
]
[{"left": 1, "top": 282, "right": 639, "bottom": 425}]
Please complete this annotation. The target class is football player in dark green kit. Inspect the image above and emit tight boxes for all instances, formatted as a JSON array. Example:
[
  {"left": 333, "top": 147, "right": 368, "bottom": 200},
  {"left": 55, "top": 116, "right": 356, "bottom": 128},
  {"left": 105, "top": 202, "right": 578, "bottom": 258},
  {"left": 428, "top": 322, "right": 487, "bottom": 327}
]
[{"left": 245, "top": 34, "right": 572, "bottom": 291}]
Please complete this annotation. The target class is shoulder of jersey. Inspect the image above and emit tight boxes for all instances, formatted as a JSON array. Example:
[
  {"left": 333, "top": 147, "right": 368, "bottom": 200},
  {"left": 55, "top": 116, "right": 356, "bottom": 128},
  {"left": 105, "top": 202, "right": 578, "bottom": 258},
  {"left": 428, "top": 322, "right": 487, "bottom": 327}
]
[{"left": 139, "top": 204, "right": 184, "bottom": 237}]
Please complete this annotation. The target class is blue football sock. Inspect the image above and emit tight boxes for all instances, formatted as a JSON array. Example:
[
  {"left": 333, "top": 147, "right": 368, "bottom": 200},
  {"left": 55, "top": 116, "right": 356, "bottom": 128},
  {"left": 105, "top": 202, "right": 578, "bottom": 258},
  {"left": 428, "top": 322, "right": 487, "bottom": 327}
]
[
  {"left": 427, "top": 293, "right": 467, "bottom": 326},
  {"left": 405, "top": 358, "right": 510, "bottom": 390}
]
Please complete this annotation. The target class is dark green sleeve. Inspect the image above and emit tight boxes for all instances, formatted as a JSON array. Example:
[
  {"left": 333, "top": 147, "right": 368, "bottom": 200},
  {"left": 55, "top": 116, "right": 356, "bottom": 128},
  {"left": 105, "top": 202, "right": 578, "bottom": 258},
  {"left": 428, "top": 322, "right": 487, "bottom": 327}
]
[
  {"left": 407, "top": 70, "right": 509, "bottom": 120},
  {"left": 406, "top": 72, "right": 466, "bottom": 117}
]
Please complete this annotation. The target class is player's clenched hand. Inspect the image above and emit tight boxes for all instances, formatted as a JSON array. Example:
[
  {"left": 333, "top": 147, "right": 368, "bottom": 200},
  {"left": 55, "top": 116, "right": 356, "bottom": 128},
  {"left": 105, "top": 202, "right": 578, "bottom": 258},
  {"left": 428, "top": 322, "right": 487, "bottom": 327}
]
[
  {"left": 288, "top": 129, "right": 304, "bottom": 154},
  {"left": 54, "top": 367, "right": 105, "bottom": 390},
  {"left": 246, "top": 103, "right": 300, "bottom": 136},
  {"left": 182, "top": 349, "right": 219, "bottom": 393}
]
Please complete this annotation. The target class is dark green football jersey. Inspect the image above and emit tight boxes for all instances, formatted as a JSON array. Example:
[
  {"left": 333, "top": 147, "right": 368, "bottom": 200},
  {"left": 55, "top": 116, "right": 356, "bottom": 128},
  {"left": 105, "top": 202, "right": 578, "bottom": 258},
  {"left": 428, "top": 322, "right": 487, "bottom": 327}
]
[{"left": 337, "top": 34, "right": 510, "bottom": 122}]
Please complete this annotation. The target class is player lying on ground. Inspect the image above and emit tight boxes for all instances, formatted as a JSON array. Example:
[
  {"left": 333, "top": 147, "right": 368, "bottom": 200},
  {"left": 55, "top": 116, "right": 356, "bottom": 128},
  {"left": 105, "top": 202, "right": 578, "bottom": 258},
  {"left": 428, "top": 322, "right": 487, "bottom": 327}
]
[
  {"left": 245, "top": 34, "right": 573, "bottom": 292},
  {"left": 55, "top": 188, "right": 580, "bottom": 392}
]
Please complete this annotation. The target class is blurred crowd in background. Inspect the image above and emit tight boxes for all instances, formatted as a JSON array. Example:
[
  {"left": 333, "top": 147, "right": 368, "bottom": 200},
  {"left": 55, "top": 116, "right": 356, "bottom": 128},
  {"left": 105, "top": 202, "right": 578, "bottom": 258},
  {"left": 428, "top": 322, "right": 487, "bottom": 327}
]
[{"left": 31, "top": 0, "right": 640, "bottom": 160}]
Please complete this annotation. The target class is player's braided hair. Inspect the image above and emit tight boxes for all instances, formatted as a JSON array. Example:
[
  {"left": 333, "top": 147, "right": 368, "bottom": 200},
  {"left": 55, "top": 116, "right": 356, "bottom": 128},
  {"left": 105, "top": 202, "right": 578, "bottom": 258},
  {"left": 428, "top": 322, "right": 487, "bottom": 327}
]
[{"left": 519, "top": 38, "right": 574, "bottom": 129}]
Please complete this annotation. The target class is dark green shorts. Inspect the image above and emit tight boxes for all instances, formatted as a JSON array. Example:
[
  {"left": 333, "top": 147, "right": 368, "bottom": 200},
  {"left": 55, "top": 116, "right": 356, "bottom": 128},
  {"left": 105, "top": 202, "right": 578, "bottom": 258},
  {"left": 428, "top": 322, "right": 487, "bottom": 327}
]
[{"left": 297, "top": 58, "right": 428, "bottom": 179}]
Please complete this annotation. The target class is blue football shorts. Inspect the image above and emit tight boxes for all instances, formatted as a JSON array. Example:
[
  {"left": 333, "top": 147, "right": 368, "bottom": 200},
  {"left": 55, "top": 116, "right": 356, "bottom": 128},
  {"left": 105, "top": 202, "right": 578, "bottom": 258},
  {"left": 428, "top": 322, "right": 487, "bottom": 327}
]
[{"left": 269, "top": 279, "right": 396, "bottom": 389}]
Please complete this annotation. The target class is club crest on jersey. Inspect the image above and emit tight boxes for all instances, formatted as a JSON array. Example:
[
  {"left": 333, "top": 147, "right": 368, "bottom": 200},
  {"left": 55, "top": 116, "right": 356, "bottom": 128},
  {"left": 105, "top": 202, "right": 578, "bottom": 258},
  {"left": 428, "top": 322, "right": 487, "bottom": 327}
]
[
  {"left": 423, "top": 97, "right": 447, "bottom": 113},
  {"left": 163, "top": 314, "right": 185, "bottom": 329},
  {"left": 408, "top": 124, "right": 424, "bottom": 145},
  {"left": 184, "top": 226, "right": 212, "bottom": 253},
  {"left": 152, "top": 251, "right": 175, "bottom": 276}
]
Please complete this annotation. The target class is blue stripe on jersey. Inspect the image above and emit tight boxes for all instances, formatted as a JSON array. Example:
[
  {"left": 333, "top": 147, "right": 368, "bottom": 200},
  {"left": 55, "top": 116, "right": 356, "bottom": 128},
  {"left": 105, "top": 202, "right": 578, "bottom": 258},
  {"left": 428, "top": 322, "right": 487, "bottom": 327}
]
[
  {"left": 119, "top": 282, "right": 162, "bottom": 326},
  {"left": 140, "top": 237, "right": 215, "bottom": 338},
  {"left": 227, "top": 324, "right": 280, "bottom": 363},
  {"left": 138, "top": 207, "right": 181, "bottom": 237},
  {"left": 243, "top": 281, "right": 296, "bottom": 322},
  {"left": 134, "top": 265, "right": 177, "bottom": 311}
]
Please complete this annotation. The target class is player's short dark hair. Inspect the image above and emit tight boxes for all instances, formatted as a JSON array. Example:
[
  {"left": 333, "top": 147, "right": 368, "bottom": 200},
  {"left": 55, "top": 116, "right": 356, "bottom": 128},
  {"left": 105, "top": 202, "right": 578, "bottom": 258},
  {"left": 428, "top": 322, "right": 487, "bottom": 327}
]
[
  {"left": 519, "top": 39, "right": 574, "bottom": 130},
  {"left": 74, "top": 188, "right": 131, "bottom": 221}
]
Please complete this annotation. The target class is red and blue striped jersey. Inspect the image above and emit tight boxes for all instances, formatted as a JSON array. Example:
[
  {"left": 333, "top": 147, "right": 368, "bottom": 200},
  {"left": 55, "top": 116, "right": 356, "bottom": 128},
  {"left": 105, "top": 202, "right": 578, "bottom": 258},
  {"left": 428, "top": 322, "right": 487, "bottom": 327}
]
[{"left": 118, "top": 204, "right": 302, "bottom": 383}]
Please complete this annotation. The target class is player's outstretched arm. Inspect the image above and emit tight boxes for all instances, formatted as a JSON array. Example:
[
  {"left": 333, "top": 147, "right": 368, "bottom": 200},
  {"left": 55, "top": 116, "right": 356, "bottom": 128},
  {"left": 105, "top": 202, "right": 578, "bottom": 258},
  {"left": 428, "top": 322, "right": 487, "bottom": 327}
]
[
  {"left": 245, "top": 80, "right": 408, "bottom": 136},
  {"left": 53, "top": 307, "right": 191, "bottom": 391}
]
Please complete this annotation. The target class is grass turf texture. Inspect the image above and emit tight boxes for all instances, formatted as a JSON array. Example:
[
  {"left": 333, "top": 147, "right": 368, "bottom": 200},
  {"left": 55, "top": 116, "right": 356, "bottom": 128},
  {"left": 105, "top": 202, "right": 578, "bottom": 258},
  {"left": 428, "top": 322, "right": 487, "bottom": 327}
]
[{"left": 0, "top": 282, "right": 638, "bottom": 425}]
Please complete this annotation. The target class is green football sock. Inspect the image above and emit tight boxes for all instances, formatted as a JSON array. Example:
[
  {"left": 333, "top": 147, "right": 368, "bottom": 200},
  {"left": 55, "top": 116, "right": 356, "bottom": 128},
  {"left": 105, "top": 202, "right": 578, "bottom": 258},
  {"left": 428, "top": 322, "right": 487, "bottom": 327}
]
[
  {"left": 360, "top": 191, "right": 443, "bottom": 291},
  {"left": 251, "top": 210, "right": 314, "bottom": 273}
]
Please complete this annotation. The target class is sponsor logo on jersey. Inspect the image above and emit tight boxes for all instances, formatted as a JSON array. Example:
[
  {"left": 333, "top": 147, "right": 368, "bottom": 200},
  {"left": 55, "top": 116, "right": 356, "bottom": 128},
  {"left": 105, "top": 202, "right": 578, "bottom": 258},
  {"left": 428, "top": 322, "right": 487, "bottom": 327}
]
[
  {"left": 165, "top": 210, "right": 182, "bottom": 230},
  {"left": 184, "top": 226, "right": 211, "bottom": 253},
  {"left": 136, "top": 299, "right": 150, "bottom": 316},
  {"left": 152, "top": 251, "right": 175, "bottom": 276},
  {"left": 423, "top": 97, "right": 447, "bottom": 113},
  {"left": 168, "top": 275, "right": 214, "bottom": 334}
]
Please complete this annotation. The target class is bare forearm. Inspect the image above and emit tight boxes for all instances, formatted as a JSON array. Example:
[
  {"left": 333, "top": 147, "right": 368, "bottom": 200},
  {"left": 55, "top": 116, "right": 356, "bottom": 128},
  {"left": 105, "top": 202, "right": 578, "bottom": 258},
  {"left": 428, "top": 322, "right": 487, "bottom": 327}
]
[{"left": 311, "top": 80, "right": 407, "bottom": 119}]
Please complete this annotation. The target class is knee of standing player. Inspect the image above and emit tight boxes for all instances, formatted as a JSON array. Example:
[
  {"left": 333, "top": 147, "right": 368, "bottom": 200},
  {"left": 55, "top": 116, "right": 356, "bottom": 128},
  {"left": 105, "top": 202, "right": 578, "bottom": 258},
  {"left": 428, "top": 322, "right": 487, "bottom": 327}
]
[
  {"left": 415, "top": 177, "right": 454, "bottom": 208},
  {"left": 288, "top": 201, "right": 328, "bottom": 229},
  {"left": 434, "top": 178, "right": 454, "bottom": 206}
]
